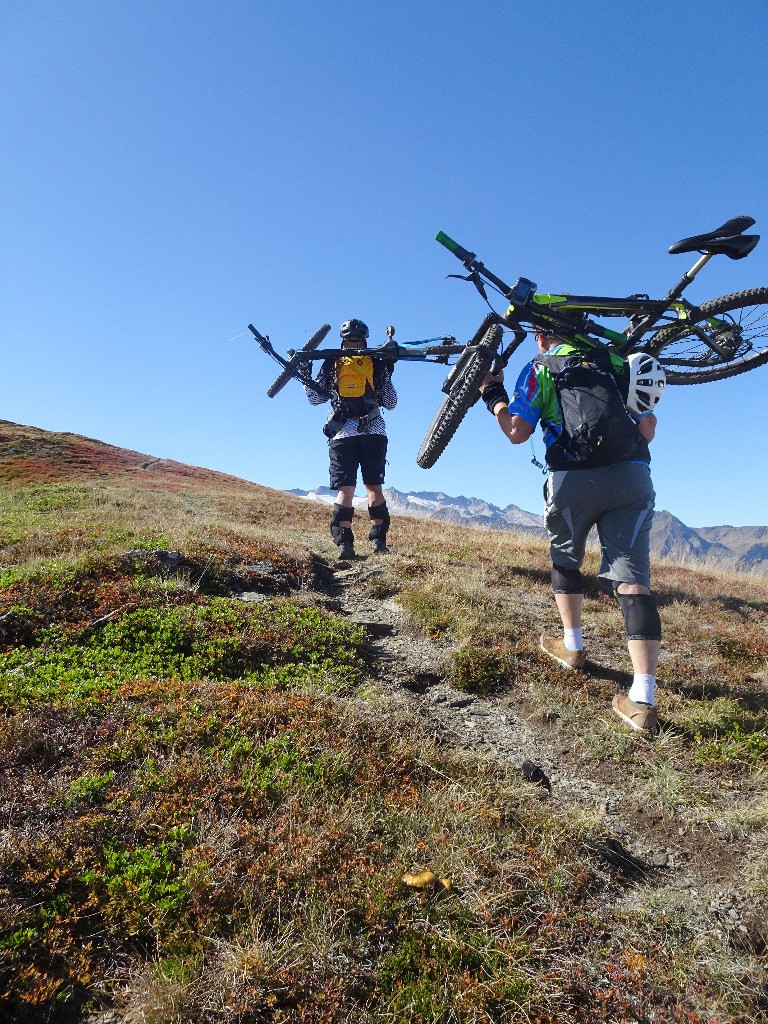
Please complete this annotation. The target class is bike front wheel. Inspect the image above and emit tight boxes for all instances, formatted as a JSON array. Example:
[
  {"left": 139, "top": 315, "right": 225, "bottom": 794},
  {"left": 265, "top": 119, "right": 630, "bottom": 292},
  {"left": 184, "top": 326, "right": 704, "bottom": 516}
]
[
  {"left": 266, "top": 323, "right": 332, "bottom": 398},
  {"left": 650, "top": 289, "right": 768, "bottom": 384},
  {"left": 416, "top": 323, "right": 502, "bottom": 469}
]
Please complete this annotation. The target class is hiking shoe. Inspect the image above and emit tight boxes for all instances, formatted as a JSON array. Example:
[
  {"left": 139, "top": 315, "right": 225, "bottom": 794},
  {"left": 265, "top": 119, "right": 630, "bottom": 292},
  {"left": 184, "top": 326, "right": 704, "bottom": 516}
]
[
  {"left": 337, "top": 543, "right": 355, "bottom": 560},
  {"left": 612, "top": 694, "right": 659, "bottom": 735},
  {"left": 371, "top": 538, "right": 388, "bottom": 554},
  {"left": 539, "top": 635, "right": 586, "bottom": 671}
]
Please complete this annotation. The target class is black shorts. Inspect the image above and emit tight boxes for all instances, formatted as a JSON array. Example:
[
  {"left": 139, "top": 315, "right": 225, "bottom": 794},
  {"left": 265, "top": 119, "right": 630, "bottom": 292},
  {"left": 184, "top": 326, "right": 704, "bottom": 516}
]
[{"left": 329, "top": 434, "right": 387, "bottom": 489}]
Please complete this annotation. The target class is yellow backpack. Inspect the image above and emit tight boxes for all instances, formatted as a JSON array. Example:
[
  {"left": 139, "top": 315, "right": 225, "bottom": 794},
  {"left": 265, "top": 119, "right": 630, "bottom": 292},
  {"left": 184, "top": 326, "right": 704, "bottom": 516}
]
[{"left": 336, "top": 355, "right": 374, "bottom": 398}]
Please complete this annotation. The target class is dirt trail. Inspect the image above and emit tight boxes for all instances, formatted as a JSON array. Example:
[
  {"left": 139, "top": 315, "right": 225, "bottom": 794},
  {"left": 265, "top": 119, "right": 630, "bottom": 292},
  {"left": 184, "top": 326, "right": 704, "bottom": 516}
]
[{"left": 307, "top": 555, "right": 765, "bottom": 950}]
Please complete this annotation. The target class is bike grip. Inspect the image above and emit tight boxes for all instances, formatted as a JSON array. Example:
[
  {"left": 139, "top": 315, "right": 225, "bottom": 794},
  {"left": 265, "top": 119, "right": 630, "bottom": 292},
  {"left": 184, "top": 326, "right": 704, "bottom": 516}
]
[
  {"left": 247, "top": 323, "right": 267, "bottom": 344},
  {"left": 436, "top": 231, "right": 475, "bottom": 264}
]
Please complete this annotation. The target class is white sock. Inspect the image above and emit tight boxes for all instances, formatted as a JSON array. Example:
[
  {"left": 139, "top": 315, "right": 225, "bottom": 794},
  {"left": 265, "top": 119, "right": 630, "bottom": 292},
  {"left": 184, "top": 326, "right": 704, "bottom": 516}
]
[
  {"left": 628, "top": 674, "right": 655, "bottom": 706},
  {"left": 563, "top": 628, "right": 583, "bottom": 652}
]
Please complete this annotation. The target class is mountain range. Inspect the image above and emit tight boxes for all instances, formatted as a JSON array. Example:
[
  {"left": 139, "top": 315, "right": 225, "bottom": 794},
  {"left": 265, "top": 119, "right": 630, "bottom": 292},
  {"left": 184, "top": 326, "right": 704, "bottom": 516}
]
[
  {"left": 288, "top": 486, "right": 768, "bottom": 577},
  {"left": 2, "top": 417, "right": 764, "bottom": 577}
]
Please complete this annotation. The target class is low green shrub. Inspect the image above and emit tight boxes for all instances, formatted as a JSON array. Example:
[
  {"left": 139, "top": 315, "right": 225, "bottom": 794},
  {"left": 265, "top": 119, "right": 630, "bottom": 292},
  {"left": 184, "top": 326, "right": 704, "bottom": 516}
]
[{"left": 0, "top": 599, "right": 366, "bottom": 707}]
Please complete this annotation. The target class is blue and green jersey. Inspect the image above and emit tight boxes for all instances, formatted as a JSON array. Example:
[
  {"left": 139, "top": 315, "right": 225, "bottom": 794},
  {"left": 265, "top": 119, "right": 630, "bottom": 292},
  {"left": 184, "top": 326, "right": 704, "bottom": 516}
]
[
  {"left": 508, "top": 344, "right": 575, "bottom": 449},
  {"left": 508, "top": 344, "right": 645, "bottom": 457}
]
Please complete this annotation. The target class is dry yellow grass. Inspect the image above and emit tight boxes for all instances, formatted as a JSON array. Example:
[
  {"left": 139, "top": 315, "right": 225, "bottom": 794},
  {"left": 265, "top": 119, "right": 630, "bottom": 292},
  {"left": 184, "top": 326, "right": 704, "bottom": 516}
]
[{"left": 2, "top": 420, "right": 767, "bottom": 1023}]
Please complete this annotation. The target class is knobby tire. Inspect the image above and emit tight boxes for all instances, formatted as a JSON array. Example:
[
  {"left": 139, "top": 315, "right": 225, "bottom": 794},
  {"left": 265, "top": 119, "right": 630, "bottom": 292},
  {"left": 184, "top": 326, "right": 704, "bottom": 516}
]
[
  {"left": 417, "top": 323, "right": 502, "bottom": 469},
  {"left": 650, "top": 289, "right": 768, "bottom": 384},
  {"left": 440, "top": 312, "right": 499, "bottom": 395},
  {"left": 266, "top": 323, "right": 332, "bottom": 398}
]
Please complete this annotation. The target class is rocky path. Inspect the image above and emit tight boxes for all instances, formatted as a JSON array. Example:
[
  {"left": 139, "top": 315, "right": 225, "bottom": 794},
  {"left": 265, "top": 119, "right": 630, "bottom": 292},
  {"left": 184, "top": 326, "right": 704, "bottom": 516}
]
[{"left": 307, "top": 555, "right": 765, "bottom": 951}]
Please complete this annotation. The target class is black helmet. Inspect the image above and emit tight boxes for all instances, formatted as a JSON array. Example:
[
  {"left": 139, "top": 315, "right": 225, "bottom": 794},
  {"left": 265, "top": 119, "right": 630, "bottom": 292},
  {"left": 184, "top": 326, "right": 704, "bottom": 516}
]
[{"left": 340, "top": 319, "right": 369, "bottom": 341}]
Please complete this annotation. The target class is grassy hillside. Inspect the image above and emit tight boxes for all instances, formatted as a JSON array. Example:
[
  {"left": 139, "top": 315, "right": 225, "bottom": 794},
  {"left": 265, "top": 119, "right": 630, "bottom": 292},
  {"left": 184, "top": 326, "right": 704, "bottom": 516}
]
[{"left": 1, "top": 421, "right": 767, "bottom": 1023}]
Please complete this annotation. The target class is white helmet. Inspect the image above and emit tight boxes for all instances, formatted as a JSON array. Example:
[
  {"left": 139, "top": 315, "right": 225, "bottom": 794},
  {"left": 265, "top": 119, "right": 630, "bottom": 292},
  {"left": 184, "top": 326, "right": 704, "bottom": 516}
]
[{"left": 626, "top": 352, "right": 666, "bottom": 414}]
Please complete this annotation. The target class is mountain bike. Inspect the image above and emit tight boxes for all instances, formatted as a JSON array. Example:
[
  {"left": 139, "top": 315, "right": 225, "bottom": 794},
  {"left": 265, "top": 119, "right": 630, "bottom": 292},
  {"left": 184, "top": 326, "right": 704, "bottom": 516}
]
[
  {"left": 417, "top": 215, "right": 765, "bottom": 469},
  {"left": 248, "top": 323, "right": 464, "bottom": 399}
]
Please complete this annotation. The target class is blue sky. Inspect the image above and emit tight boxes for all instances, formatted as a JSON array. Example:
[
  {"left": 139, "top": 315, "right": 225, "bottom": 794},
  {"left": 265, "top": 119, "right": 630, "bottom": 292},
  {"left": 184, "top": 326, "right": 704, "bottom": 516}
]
[{"left": 2, "top": 0, "right": 767, "bottom": 527}]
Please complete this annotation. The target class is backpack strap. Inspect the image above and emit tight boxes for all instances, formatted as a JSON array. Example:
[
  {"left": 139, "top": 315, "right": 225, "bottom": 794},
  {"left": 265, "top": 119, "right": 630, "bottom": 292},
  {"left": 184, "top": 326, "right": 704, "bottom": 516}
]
[
  {"left": 537, "top": 352, "right": 572, "bottom": 375},
  {"left": 539, "top": 347, "right": 624, "bottom": 377}
]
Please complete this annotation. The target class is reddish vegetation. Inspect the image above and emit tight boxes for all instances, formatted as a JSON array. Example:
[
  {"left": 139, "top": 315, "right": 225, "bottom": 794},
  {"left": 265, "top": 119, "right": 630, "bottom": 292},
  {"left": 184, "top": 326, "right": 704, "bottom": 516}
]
[
  {"left": 0, "top": 420, "right": 265, "bottom": 494},
  {"left": 2, "top": 419, "right": 767, "bottom": 1022}
]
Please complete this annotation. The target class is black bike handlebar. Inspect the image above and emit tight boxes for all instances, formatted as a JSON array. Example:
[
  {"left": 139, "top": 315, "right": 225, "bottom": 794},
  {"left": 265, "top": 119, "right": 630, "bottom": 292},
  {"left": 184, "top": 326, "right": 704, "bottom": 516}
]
[
  {"left": 436, "top": 230, "right": 520, "bottom": 302},
  {"left": 436, "top": 231, "right": 626, "bottom": 348}
]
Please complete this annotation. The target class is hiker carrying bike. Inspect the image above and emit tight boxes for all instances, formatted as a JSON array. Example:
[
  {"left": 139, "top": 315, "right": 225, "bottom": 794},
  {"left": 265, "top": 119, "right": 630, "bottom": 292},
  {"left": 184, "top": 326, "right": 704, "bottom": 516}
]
[
  {"left": 304, "top": 319, "right": 397, "bottom": 560},
  {"left": 480, "top": 330, "right": 666, "bottom": 735}
]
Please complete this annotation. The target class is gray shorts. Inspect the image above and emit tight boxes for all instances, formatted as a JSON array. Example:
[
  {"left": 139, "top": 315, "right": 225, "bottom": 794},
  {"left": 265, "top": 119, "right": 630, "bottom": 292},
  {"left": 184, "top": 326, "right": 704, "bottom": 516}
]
[{"left": 544, "top": 462, "right": 655, "bottom": 588}]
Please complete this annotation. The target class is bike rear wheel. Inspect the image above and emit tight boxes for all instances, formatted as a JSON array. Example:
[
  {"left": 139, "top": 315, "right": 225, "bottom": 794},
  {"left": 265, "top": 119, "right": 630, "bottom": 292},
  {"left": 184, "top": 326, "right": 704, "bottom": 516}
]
[
  {"left": 650, "top": 289, "right": 768, "bottom": 384},
  {"left": 266, "top": 323, "right": 332, "bottom": 398},
  {"left": 417, "top": 322, "right": 502, "bottom": 469}
]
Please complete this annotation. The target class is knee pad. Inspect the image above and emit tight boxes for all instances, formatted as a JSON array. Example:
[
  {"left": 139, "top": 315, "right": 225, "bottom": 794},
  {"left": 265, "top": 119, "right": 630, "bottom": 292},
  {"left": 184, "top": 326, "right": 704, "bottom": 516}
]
[
  {"left": 616, "top": 592, "right": 662, "bottom": 641},
  {"left": 551, "top": 565, "right": 584, "bottom": 595},
  {"left": 330, "top": 504, "right": 354, "bottom": 546},
  {"left": 368, "top": 502, "right": 390, "bottom": 541},
  {"left": 331, "top": 503, "right": 353, "bottom": 528}
]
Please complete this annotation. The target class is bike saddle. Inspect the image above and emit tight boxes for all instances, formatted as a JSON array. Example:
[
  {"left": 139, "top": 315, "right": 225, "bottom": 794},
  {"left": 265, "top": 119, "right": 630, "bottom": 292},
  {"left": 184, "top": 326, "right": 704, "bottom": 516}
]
[{"left": 669, "top": 215, "right": 759, "bottom": 259}]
